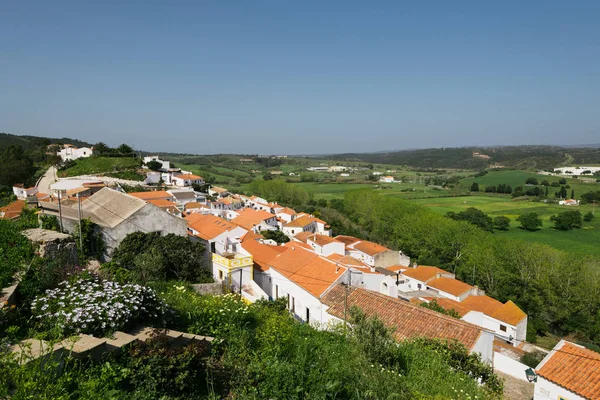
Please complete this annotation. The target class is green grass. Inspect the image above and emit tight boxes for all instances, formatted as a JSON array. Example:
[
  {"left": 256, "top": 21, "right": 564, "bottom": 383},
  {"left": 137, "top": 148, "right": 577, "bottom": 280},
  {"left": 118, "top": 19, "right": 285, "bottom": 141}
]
[
  {"left": 58, "top": 157, "right": 141, "bottom": 177},
  {"left": 460, "top": 169, "right": 600, "bottom": 197},
  {"left": 413, "top": 195, "right": 600, "bottom": 255}
]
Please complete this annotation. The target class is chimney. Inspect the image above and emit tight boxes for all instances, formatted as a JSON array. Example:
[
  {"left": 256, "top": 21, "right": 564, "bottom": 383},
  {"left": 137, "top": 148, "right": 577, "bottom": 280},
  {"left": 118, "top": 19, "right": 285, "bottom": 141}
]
[{"left": 412, "top": 262, "right": 418, "bottom": 268}]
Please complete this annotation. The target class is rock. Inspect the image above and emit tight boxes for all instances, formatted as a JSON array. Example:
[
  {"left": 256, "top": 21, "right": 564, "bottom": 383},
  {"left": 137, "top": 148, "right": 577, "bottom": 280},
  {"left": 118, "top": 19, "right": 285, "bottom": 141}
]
[{"left": 22, "top": 228, "right": 78, "bottom": 265}]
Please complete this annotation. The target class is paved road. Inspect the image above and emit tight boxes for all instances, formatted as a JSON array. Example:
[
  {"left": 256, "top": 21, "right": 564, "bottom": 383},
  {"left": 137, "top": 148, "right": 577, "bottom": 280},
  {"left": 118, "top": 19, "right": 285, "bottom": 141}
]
[{"left": 36, "top": 166, "right": 57, "bottom": 194}]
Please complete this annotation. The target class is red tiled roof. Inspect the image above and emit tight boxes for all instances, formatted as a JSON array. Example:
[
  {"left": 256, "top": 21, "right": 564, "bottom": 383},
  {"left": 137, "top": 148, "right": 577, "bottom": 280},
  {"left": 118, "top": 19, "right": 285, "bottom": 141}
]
[
  {"left": 537, "top": 341, "right": 600, "bottom": 399},
  {"left": 242, "top": 234, "right": 288, "bottom": 272},
  {"left": 270, "top": 247, "right": 347, "bottom": 297},
  {"left": 307, "top": 234, "right": 340, "bottom": 246},
  {"left": 0, "top": 200, "right": 26, "bottom": 220},
  {"left": 352, "top": 240, "right": 390, "bottom": 256},
  {"left": 322, "top": 286, "right": 484, "bottom": 351},
  {"left": 461, "top": 295, "right": 504, "bottom": 316},
  {"left": 184, "top": 213, "right": 240, "bottom": 240},
  {"left": 232, "top": 208, "right": 274, "bottom": 230},
  {"left": 326, "top": 253, "right": 370, "bottom": 269},
  {"left": 284, "top": 215, "right": 315, "bottom": 228},
  {"left": 386, "top": 265, "right": 408, "bottom": 272},
  {"left": 429, "top": 298, "right": 473, "bottom": 318},
  {"left": 334, "top": 235, "right": 362, "bottom": 246},
  {"left": 293, "top": 231, "right": 313, "bottom": 243},
  {"left": 129, "top": 191, "right": 172, "bottom": 201},
  {"left": 401, "top": 266, "right": 450, "bottom": 283},
  {"left": 489, "top": 300, "right": 527, "bottom": 326},
  {"left": 284, "top": 241, "right": 313, "bottom": 251},
  {"left": 427, "top": 277, "right": 473, "bottom": 297},
  {"left": 174, "top": 174, "right": 203, "bottom": 180},
  {"left": 277, "top": 207, "right": 297, "bottom": 216},
  {"left": 148, "top": 199, "right": 177, "bottom": 209}
]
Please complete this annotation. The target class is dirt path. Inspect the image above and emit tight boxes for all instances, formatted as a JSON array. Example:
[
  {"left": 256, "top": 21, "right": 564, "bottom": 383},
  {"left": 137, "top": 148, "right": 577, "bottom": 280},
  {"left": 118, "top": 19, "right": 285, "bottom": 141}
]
[
  {"left": 496, "top": 371, "right": 534, "bottom": 400},
  {"left": 36, "top": 166, "right": 57, "bottom": 194}
]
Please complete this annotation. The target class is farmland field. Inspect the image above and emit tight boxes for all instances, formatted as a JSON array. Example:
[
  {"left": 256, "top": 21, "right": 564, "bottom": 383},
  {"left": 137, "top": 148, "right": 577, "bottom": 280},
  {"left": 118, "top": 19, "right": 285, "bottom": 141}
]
[{"left": 413, "top": 195, "right": 600, "bottom": 255}]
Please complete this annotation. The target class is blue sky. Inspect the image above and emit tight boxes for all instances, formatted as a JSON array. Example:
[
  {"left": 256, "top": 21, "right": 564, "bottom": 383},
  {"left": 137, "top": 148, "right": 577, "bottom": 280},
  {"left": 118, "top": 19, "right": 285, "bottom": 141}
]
[{"left": 1, "top": 1, "right": 599, "bottom": 154}]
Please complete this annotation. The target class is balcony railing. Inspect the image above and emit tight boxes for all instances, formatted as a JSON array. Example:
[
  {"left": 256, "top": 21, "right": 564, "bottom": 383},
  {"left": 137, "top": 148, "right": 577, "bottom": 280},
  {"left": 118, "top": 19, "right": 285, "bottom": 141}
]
[{"left": 211, "top": 253, "right": 253, "bottom": 269}]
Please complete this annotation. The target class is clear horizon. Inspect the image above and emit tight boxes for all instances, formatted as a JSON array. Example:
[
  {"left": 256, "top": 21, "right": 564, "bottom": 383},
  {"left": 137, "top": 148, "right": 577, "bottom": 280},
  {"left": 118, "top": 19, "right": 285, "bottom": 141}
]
[{"left": 2, "top": 1, "right": 599, "bottom": 154}]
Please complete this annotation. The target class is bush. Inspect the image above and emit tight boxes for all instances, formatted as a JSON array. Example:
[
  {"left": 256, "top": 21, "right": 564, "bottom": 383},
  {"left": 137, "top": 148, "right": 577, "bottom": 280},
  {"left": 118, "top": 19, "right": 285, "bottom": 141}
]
[
  {"left": 550, "top": 210, "right": 583, "bottom": 230},
  {"left": 521, "top": 350, "right": 546, "bottom": 368},
  {"left": 111, "top": 232, "right": 211, "bottom": 283},
  {"left": 0, "top": 220, "right": 34, "bottom": 288},
  {"left": 517, "top": 212, "right": 543, "bottom": 231},
  {"left": 584, "top": 212, "right": 595, "bottom": 222},
  {"left": 419, "top": 299, "right": 461, "bottom": 318},
  {"left": 493, "top": 216, "right": 511, "bottom": 231},
  {"left": 31, "top": 276, "right": 168, "bottom": 337},
  {"left": 260, "top": 229, "right": 290, "bottom": 244}
]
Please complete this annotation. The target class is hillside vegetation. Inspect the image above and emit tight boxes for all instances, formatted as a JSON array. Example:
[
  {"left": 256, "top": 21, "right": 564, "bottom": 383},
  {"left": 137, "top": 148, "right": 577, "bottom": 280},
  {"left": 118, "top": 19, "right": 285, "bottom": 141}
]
[{"left": 58, "top": 156, "right": 142, "bottom": 179}]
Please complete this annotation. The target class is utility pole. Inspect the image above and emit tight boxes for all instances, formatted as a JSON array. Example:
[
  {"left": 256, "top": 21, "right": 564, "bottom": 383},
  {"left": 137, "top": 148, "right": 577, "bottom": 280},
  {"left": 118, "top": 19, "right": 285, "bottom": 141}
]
[
  {"left": 57, "top": 191, "right": 64, "bottom": 233},
  {"left": 77, "top": 194, "right": 83, "bottom": 253}
]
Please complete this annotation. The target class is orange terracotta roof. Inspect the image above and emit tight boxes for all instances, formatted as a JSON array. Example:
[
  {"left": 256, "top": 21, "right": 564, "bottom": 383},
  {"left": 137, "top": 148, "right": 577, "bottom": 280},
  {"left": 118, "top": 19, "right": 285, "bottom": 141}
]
[
  {"left": 334, "top": 235, "right": 362, "bottom": 246},
  {"left": 352, "top": 240, "right": 390, "bottom": 256},
  {"left": 461, "top": 295, "right": 504, "bottom": 316},
  {"left": 284, "top": 241, "right": 313, "bottom": 251},
  {"left": 386, "top": 265, "right": 408, "bottom": 272},
  {"left": 326, "top": 254, "right": 372, "bottom": 270},
  {"left": 129, "top": 191, "right": 172, "bottom": 200},
  {"left": 211, "top": 186, "right": 228, "bottom": 193},
  {"left": 232, "top": 208, "right": 275, "bottom": 230},
  {"left": 242, "top": 235, "right": 289, "bottom": 272},
  {"left": 322, "top": 286, "right": 485, "bottom": 351},
  {"left": 184, "top": 202, "right": 204, "bottom": 210},
  {"left": 489, "top": 300, "right": 527, "bottom": 326},
  {"left": 66, "top": 187, "right": 90, "bottom": 196},
  {"left": 307, "top": 234, "right": 340, "bottom": 246},
  {"left": 184, "top": 213, "right": 241, "bottom": 240},
  {"left": 429, "top": 298, "right": 472, "bottom": 318},
  {"left": 277, "top": 207, "right": 297, "bottom": 216},
  {"left": 174, "top": 174, "right": 203, "bottom": 180},
  {"left": 0, "top": 200, "right": 26, "bottom": 220},
  {"left": 293, "top": 231, "right": 313, "bottom": 243},
  {"left": 148, "top": 199, "right": 177, "bottom": 208},
  {"left": 270, "top": 247, "right": 346, "bottom": 298},
  {"left": 427, "top": 277, "right": 473, "bottom": 297},
  {"left": 401, "top": 266, "right": 450, "bottom": 283},
  {"left": 284, "top": 215, "right": 315, "bottom": 228},
  {"left": 537, "top": 341, "right": 600, "bottom": 399}
]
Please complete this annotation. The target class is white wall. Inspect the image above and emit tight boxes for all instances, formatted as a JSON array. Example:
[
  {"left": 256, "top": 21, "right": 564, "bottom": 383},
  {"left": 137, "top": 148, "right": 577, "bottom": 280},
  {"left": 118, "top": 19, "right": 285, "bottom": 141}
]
[
  {"left": 462, "top": 311, "right": 520, "bottom": 345},
  {"left": 534, "top": 376, "right": 584, "bottom": 400},
  {"left": 270, "top": 267, "right": 348, "bottom": 326},
  {"left": 308, "top": 240, "right": 345, "bottom": 257},
  {"left": 493, "top": 352, "right": 530, "bottom": 381},
  {"left": 359, "top": 273, "right": 399, "bottom": 298}
]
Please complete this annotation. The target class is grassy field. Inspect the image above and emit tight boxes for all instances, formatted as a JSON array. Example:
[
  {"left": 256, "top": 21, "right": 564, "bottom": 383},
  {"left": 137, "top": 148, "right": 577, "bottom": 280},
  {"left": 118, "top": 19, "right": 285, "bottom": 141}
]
[
  {"left": 413, "top": 195, "right": 600, "bottom": 255},
  {"left": 460, "top": 169, "right": 599, "bottom": 198},
  {"left": 58, "top": 157, "right": 141, "bottom": 177}
]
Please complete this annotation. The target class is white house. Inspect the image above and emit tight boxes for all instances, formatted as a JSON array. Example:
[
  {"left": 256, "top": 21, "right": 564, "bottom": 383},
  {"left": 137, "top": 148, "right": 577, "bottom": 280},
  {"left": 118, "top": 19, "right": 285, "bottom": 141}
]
[
  {"left": 379, "top": 176, "right": 395, "bottom": 183},
  {"left": 397, "top": 265, "right": 455, "bottom": 293},
  {"left": 12, "top": 185, "right": 38, "bottom": 200},
  {"left": 209, "top": 186, "right": 230, "bottom": 198},
  {"left": 534, "top": 340, "right": 599, "bottom": 400},
  {"left": 328, "top": 166, "right": 347, "bottom": 172},
  {"left": 558, "top": 198, "right": 580, "bottom": 206},
  {"left": 335, "top": 236, "right": 410, "bottom": 268},
  {"left": 143, "top": 155, "right": 170, "bottom": 170},
  {"left": 232, "top": 208, "right": 279, "bottom": 233},
  {"left": 553, "top": 166, "right": 600, "bottom": 176},
  {"left": 171, "top": 174, "right": 204, "bottom": 187},
  {"left": 275, "top": 207, "right": 297, "bottom": 224},
  {"left": 266, "top": 245, "right": 349, "bottom": 324},
  {"left": 282, "top": 215, "right": 317, "bottom": 238},
  {"left": 306, "top": 234, "right": 345, "bottom": 257},
  {"left": 57, "top": 145, "right": 93, "bottom": 161}
]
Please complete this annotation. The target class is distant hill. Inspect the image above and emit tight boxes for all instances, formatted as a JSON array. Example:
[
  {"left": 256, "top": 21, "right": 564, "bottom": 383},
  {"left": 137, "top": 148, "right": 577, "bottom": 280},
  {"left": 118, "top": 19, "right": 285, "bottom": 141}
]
[
  {"left": 325, "top": 145, "right": 600, "bottom": 170},
  {"left": 0, "top": 132, "right": 92, "bottom": 150}
]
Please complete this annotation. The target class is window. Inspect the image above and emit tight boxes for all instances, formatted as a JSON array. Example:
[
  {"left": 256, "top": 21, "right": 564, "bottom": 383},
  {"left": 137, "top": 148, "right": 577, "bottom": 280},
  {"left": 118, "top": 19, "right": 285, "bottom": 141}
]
[
  {"left": 500, "top": 325, "right": 507, "bottom": 332},
  {"left": 292, "top": 297, "right": 295, "bottom": 312},
  {"left": 306, "top": 308, "right": 310, "bottom": 323},
  {"left": 210, "top": 242, "right": 216, "bottom": 253},
  {"left": 275, "top": 285, "right": 279, "bottom": 298},
  {"left": 417, "top": 283, "right": 422, "bottom": 290},
  {"left": 218, "top": 270, "right": 224, "bottom": 280}
]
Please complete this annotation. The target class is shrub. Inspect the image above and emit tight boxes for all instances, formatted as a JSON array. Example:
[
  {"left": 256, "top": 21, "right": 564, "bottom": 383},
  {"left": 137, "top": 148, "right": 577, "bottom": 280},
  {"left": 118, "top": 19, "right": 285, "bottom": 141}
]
[
  {"left": 420, "top": 299, "right": 461, "bottom": 318},
  {"left": 584, "top": 212, "right": 595, "bottom": 222},
  {"left": 493, "top": 216, "right": 511, "bottom": 231},
  {"left": 517, "top": 212, "right": 543, "bottom": 231},
  {"left": 550, "top": 210, "right": 583, "bottom": 230},
  {"left": 31, "top": 276, "right": 168, "bottom": 337},
  {"left": 0, "top": 220, "right": 34, "bottom": 288},
  {"left": 521, "top": 350, "right": 546, "bottom": 368}
]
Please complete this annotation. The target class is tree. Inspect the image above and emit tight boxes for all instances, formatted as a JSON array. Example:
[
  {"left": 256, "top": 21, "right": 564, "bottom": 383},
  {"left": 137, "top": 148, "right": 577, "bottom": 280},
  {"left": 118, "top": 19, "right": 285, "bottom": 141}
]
[
  {"left": 94, "top": 142, "right": 111, "bottom": 154},
  {"left": 550, "top": 182, "right": 560, "bottom": 187},
  {"left": 484, "top": 185, "right": 496, "bottom": 193},
  {"left": 470, "top": 182, "right": 479, "bottom": 192},
  {"left": 544, "top": 186, "right": 549, "bottom": 197},
  {"left": 584, "top": 212, "right": 595, "bottom": 222},
  {"left": 581, "top": 191, "right": 600, "bottom": 204},
  {"left": 558, "top": 178, "right": 567, "bottom": 184},
  {"left": 117, "top": 143, "right": 134, "bottom": 155},
  {"left": 571, "top": 189, "right": 575, "bottom": 199},
  {"left": 550, "top": 211, "right": 583, "bottom": 231},
  {"left": 146, "top": 160, "right": 162, "bottom": 171},
  {"left": 555, "top": 186, "right": 568, "bottom": 199},
  {"left": 260, "top": 230, "right": 290, "bottom": 244},
  {"left": 525, "top": 177, "right": 538, "bottom": 185},
  {"left": 517, "top": 212, "right": 543, "bottom": 231},
  {"left": 493, "top": 216, "right": 511, "bottom": 231},
  {"left": 541, "top": 180, "right": 550, "bottom": 186},
  {"left": 446, "top": 208, "right": 494, "bottom": 232},
  {"left": 420, "top": 299, "right": 461, "bottom": 319},
  {"left": 262, "top": 173, "right": 274, "bottom": 181},
  {"left": 0, "top": 145, "right": 36, "bottom": 187},
  {"left": 512, "top": 186, "right": 524, "bottom": 198}
]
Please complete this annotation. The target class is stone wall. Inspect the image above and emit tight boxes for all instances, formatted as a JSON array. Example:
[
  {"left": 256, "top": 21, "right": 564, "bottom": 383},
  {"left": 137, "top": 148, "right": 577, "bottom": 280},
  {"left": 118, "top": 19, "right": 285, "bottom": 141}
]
[
  {"left": 22, "top": 228, "right": 78, "bottom": 266},
  {"left": 190, "top": 283, "right": 223, "bottom": 296}
]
